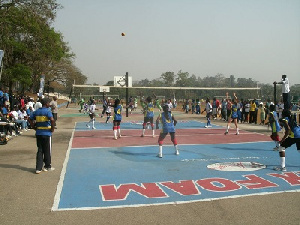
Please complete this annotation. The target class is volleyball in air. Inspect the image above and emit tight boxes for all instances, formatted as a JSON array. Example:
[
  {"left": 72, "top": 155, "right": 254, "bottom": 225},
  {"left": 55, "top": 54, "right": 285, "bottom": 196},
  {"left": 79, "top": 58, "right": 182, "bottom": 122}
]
[{"left": 121, "top": 32, "right": 125, "bottom": 36}]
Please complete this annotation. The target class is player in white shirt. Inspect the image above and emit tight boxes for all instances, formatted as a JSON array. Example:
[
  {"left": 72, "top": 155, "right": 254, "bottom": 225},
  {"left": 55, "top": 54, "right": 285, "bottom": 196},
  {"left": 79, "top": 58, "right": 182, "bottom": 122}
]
[
  {"left": 105, "top": 101, "right": 112, "bottom": 123},
  {"left": 86, "top": 100, "right": 97, "bottom": 129}
]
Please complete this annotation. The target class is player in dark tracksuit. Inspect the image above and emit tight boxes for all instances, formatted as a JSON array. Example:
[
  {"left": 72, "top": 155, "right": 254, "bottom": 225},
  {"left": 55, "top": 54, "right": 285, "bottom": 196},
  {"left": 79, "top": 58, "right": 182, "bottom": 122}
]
[
  {"left": 274, "top": 109, "right": 300, "bottom": 171},
  {"left": 29, "top": 98, "right": 55, "bottom": 174}
]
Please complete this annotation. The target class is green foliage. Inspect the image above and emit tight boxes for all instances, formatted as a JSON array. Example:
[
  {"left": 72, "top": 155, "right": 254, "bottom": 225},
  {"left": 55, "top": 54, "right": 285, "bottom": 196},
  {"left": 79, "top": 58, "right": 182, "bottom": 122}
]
[
  {"left": 0, "top": 0, "right": 87, "bottom": 93},
  {"left": 160, "top": 71, "right": 175, "bottom": 85},
  {"left": 8, "top": 64, "right": 32, "bottom": 84}
]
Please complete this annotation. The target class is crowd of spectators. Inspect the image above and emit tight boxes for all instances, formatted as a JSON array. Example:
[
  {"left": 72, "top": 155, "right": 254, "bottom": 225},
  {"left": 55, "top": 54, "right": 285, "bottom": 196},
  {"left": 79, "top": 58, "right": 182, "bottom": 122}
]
[
  {"left": 178, "top": 96, "right": 299, "bottom": 125},
  {"left": 0, "top": 89, "right": 45, "bottom": 143}
]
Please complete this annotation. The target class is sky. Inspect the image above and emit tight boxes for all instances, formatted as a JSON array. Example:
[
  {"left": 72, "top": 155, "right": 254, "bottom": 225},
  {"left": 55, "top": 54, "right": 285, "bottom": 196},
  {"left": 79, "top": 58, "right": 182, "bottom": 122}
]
[{"left": 53, "top": 0, "right": 300, "bottom": 86}]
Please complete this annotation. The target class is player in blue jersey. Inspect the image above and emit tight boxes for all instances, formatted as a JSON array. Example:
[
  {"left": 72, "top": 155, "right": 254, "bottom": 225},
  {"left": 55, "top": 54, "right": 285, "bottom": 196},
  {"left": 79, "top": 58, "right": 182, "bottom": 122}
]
[
  {"left": 225, "top": 93, "right": 239, "bottom": 135},
  {"left": 274, "top": 109, "right": 300, "bottom": 171},
  {"left": 141, "top": 96, "right": 155, "bottom": 137},
  {"left": 113, "top": 99, "right": 122, "bottom": 140},
  {"left": 29, "top": 98, "right": 55, "bottom": 174},
  {"left": 156, "top": 105, "right": 179, "bottom": 158}
]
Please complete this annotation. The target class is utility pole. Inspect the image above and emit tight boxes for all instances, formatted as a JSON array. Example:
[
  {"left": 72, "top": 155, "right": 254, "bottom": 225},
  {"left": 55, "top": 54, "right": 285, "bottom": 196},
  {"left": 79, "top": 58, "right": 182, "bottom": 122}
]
[
  {"left": 126, "top": 72, "right": 129, "bottom": 117},
  {"left": 273, "top": 81, "right": 277, "bottom": 104}
]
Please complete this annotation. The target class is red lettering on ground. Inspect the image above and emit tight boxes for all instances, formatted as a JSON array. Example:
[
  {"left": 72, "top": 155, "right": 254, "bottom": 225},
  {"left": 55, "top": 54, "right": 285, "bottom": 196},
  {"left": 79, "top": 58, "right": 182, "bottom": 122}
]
[
  {"left": 100, "top": 183, "right": 167, "bottom": 201},
  {"left": 160, "top": 180, "right": 200, "bottom": 196},
  {"left": 236, "top": 174, "right": 278, "bottom": 189},
  {"left": 196, "top": 178, "right": 241, "bottom": 192},
  {"left": 268, "top": 171, "right": 300, "bottom": 186}
]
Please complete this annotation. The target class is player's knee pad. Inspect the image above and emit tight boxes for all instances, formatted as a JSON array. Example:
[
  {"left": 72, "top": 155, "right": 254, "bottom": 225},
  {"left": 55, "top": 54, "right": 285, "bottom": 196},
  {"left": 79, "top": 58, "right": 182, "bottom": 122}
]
[
  {"left": 172, "top": 138, "right": 178, "bottom": 145},
  {"left": 270, "top": 134, "right": 279, "bottom": 142},
  {"left": 279, "top": 146, "right": 285, "bottom": 152}
]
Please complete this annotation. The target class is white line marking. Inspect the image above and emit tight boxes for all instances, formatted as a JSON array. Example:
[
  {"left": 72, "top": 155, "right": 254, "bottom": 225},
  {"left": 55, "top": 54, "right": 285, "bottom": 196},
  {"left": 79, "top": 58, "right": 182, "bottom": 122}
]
[
  {"left": 51, "top": 122, "right": 76, "bottom": 211},
  {"left": 51, "top": 189, "right": 300, "bottom": 211}
]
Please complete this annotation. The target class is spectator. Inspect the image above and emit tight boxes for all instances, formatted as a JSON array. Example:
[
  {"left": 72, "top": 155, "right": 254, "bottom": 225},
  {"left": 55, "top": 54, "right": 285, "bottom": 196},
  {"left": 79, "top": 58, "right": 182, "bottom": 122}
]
[
  {"left": 249, "top": 100, "right": 256, "bottom": 123},
  {"left": 29, "top": 98, "right": 55, "bottom": 174},
  {"left": 202, "top": 98, "right": 212, "bottom": 128},
  {"left": 10, "top": 107, "right": 27, "bottom": 131},
  {"left": 212, "top": 97, "right": 218, "bottom": 119},
  {"left": 17, "top": 107, "right": 28, "bottom": 131},
  {"left": 275, "top": 75, "right": 290, "bottom": 110},
  {"left": 259, "top": 103, "right": 265, "bottom": 125},
  {"left": 226, "top": 97, "right": 232, "bottom": 122},
  {"left": 166, "top": 99, "right": 173, "bottom": 112},
  {"left": 244, "top": 101, "right": 250, "bottom": 123},
  {"left": 50, "top": 96, "right": 58, "bottom": 129},
  {"left": 221, "top": 98, "right": 227, "bottom": 121}
]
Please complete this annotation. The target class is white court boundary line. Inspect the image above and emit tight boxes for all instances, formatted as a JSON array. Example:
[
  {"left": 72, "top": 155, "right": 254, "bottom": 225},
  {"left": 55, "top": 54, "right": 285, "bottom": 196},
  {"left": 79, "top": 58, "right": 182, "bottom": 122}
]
[
  {"left": 51, "top": 122, "right": 285, "bottom": 212},
  {"left": 52, "top": 189, "right": 300, "bottom": 211},
  {"left": 70, "top": 141, "right": 273, "bottom": 150},
  {"left": 51, "top": 122, "right": 76, "bottom": 211}
]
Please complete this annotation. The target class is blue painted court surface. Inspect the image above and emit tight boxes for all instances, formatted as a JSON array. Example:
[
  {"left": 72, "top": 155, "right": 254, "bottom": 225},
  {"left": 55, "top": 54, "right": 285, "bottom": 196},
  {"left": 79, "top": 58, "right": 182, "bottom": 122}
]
[
  {"left": 75, "top": 120, "right": 221, "bottom": 130},
  {"left": 52, "top": 121, "right": 300, "bottom": 211}
]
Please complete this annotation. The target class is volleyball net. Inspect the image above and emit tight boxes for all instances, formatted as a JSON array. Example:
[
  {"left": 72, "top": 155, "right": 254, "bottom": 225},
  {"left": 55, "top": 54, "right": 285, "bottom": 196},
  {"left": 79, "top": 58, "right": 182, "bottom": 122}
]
[{"left": 70, "top": 84, "right": 261, "bottom": 103}]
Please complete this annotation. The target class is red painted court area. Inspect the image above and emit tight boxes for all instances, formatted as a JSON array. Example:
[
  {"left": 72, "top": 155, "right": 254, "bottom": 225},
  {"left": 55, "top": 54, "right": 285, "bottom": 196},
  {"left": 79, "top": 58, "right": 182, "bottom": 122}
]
[{"left": 72, "top": 128, "right": 270, "bottom": 148}]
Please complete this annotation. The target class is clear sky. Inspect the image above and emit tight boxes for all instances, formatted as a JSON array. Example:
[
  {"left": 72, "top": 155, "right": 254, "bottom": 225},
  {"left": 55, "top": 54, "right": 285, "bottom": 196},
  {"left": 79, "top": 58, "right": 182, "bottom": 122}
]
[{"left": 53, "top": 0, "right": 300, "bottom": 86}]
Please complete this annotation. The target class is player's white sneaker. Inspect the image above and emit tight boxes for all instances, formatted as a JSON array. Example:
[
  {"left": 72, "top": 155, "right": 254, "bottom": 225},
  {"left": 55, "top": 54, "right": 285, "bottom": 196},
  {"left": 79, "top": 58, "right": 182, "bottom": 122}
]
[
  {"left": 273, "top": 146, "right": 279, "bottom": 151},
  {"left": 273, "top": 166, "right": 286, "bottom": 172},
  {"left": 92, "top": 127, "right": 96, "bottom": 129},
  {"left": 236, "top": 131, "right": 239, "bottom": 135},
  {"left": 43, "top": 167, "right": 55, "bottom": 172},
  {"left": 224, "top": 131, "right": 228, "bottom": 135},
  {"left": 157, "top": 154, "right": 162, "bottom": 158},
  {"left": 86, "top": 124, "right": 90, "bottom": 128},
  {"left": 175, "top": 150, "right": 179, "bottom": 155}
]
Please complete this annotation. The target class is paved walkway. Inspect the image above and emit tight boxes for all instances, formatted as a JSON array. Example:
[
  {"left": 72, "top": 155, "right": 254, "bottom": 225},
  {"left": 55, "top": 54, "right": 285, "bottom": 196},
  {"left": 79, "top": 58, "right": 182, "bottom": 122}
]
[{"left": 0, "top": 105, "right": 299, "bottom": 225}]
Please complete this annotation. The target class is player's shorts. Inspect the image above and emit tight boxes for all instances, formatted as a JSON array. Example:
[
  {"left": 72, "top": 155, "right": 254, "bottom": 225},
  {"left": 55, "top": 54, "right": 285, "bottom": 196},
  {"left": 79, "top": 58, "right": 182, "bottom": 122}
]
[
  {"left": 144, "top": 117, "right": 154, "bottom": 124},
  {"left": 89, "top": 113, "right": 96, "bottom": 119},
  {"left": 206, "top": 112, "right": 212, "bottom": 118},
  {"left": 281, "top": 137, "right": 300, "bottom": 150}
]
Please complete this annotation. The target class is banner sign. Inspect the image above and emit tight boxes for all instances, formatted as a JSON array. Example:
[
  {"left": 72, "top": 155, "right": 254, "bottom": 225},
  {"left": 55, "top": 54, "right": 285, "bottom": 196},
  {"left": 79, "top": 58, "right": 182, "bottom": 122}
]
[
  {"left": 0, "top": 50, "right": 4, "bottom": 80},
  {"left": 38, "top": 74, "right": 45, "bottom": 97},
  {"left": 0, "top": 50, "right": 4, "bottom": 65}
]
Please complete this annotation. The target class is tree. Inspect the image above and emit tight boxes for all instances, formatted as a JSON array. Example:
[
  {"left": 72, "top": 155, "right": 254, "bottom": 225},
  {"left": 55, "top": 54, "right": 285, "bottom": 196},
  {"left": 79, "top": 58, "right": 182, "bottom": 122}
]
[
  {"left": 7, "top": 63, "right": 32, "bottom": 93},
  {"left": 0, "top": 0, "right": 84, "bottom": 94},
  {"left": 175, "top": 70, "right": 190, "bottom": 87},
  {"left": 160, "top": 71, "right": 175, "bottom": 86}
]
